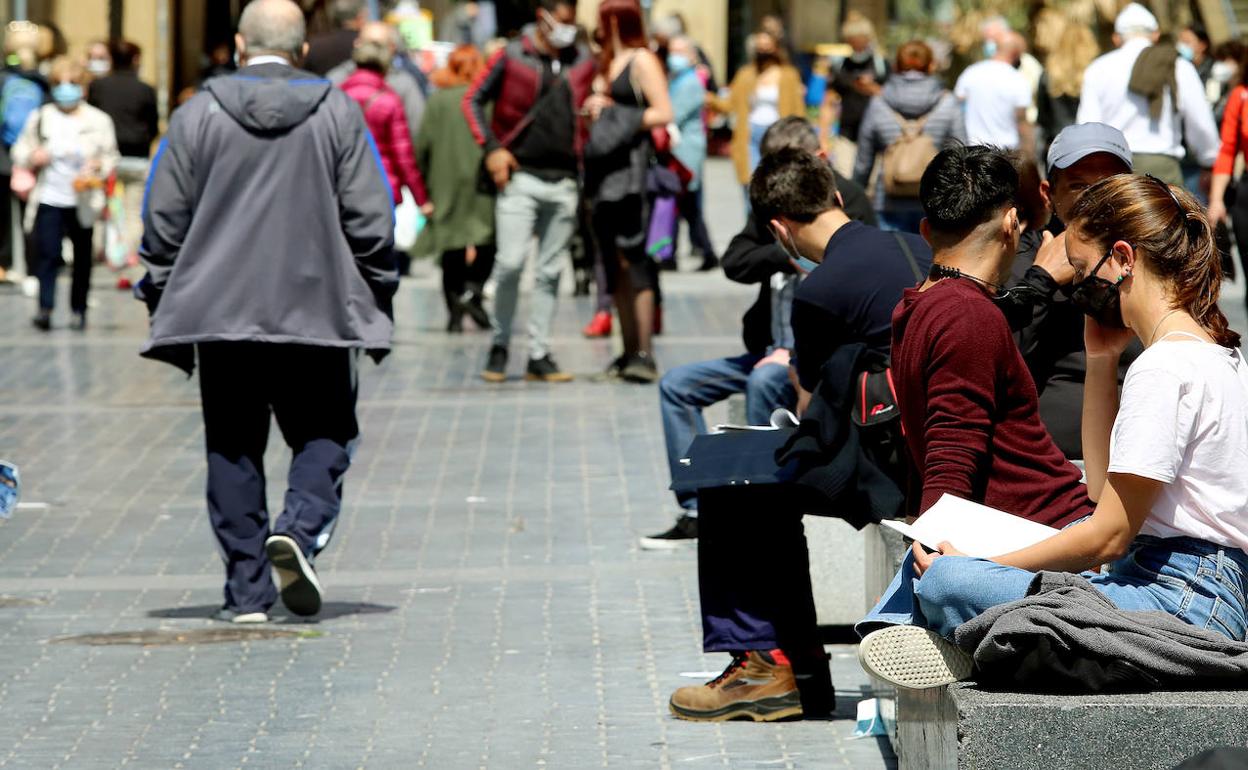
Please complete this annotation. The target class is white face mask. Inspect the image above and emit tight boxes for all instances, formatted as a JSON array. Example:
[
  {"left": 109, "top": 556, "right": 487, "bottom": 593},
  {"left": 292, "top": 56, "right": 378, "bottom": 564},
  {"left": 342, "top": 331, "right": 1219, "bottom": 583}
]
[
  {"left": 540, "top": 10, "right": 578, "bottom": 50},
  {"left": 1213, "top": 60, "right": 1236, "bottom": 84},
  {"left": 87, "top": 59, "right": 110, "bottom": 76}
]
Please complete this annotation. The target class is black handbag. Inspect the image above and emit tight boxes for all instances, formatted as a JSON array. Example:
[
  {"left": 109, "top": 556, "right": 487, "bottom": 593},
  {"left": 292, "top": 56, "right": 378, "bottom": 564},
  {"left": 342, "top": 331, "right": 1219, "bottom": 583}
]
[{"left": 669, "top": 428, "right": 798, "bottom": 495}]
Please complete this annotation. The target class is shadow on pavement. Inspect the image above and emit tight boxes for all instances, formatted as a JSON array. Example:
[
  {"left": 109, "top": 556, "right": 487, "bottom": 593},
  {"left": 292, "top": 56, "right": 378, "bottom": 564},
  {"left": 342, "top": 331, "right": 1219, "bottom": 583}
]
[{"left": 147, "top": 601, "right": 397, "bottom": 622}]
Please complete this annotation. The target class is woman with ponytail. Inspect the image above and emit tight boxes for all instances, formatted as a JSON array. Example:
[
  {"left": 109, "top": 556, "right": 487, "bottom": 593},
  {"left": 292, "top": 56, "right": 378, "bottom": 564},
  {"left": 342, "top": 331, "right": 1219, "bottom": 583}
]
[{"left": 858, "top": 173, "right": 1248, "bottom": 690}]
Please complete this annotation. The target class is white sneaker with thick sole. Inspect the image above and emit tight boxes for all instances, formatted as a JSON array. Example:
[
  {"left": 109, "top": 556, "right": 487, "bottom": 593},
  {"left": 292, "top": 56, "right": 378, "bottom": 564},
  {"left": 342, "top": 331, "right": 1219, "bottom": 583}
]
[
  {"left": 265, "top": 534, "right": 323, "bottom": 617},
  {"left": 858, "top": 624, "right": 973, "bottom": 690}
]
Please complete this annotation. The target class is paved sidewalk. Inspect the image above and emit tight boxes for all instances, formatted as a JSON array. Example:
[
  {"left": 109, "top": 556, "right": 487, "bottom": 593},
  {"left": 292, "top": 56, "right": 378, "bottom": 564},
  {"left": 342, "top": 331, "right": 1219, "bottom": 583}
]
[{"left": 0, "top": 170, "right": 897, "bottom": 769}]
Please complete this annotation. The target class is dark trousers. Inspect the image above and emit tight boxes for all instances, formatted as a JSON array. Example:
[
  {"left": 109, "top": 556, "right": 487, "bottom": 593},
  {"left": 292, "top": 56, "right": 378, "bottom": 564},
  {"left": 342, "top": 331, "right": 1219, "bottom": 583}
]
[
  {"left": 198, "top": 342, "right": 359, "bottom": 613},
  {"left": 0, "top": 182, "right": 23, "bottom": 272},
  {"left": 32, "top": 204, "right": 92, "bottom": 312},
  {"left": 677, "top": 188, "right": 716, "bottom": 259},
  {"left": 1232, "top": 186, "right": 1248, "bottom": 312},
  {"left": 440, "top": 244, "right": 495, "bottom": 314},
  {"left": 697, "top": 485, "right": 819, "bottom": 653}
]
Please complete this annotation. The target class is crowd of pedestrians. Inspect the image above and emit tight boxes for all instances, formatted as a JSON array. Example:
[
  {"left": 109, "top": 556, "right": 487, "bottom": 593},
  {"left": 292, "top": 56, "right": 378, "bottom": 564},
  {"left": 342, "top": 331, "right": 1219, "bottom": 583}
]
[{"left": 7, "top": 0, "right": 1248, "bottom": 735}]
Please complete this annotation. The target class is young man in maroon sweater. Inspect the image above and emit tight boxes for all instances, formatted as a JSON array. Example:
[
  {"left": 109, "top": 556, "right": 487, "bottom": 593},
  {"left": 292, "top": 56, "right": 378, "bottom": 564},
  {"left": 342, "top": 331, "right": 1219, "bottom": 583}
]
[{"left": 857, "top": 145, "right": 1093, "bottom": 634}]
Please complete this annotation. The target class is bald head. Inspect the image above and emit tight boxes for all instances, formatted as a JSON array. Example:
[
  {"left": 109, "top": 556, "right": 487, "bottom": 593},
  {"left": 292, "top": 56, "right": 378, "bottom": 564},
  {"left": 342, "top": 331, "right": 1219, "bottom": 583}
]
[{"left": 237, "top": 0, "right": 306, "bottom": 61}]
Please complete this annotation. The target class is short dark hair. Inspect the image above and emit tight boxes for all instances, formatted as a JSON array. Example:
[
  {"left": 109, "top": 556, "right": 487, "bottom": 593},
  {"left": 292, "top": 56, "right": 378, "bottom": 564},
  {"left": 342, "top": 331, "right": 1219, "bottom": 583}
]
[
  {"left": 759, "top": 116, "right": 819, "bottom": 157},
  {"left": 109, "top": 38, "right": 140, "bottom": 70},
  {"left": 330, "top": 0, "right": 365, "bottom": 26},
  {"left": 749, "top": 147, "right": 840, "bottom": 225},
  {"left": 919, "top": 145, "right": 1019, "bottom": 237},
  {"left": 538, "top": 0, "right": 576, "bottom": 11}
]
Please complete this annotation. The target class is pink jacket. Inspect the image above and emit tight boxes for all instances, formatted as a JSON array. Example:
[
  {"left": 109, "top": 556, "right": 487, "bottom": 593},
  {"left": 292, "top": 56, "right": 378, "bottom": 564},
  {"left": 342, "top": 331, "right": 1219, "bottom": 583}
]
[{"left": 341, "top": 68, "right": 428, "bottom": 206}]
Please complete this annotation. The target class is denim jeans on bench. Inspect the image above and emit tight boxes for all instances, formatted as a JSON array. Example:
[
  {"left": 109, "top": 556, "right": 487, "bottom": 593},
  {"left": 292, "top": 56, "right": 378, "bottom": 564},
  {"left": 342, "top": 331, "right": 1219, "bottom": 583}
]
[{"left": 865, "top": 535, "right": 1248, "bottom": 642}]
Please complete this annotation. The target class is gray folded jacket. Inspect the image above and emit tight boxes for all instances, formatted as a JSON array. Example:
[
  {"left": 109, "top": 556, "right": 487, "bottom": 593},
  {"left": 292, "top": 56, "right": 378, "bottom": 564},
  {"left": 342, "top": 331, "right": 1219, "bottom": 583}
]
[{"left": 954, "top": 571, "right": 1248, "bottom": 692}]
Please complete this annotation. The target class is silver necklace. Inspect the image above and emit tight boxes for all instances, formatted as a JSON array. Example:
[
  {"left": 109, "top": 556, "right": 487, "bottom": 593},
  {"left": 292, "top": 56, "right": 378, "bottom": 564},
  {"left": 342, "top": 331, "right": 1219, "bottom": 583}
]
[{"left": 1148, "top": 309, "right": 1185, "bottom": 346}]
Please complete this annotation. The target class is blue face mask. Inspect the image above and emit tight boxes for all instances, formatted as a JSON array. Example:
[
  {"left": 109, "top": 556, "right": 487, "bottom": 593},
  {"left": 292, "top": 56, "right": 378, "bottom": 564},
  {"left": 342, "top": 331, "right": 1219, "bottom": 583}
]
[
  {"left": 771, "top": 224, "right": 819, "bottom": 274},
  {"left": 983, "top": 40, "right": 998, "bottom": 58},
  {"left": 51, "top": 82, "right": 82, "bottom": 107},
  {"left": 1176, "top": 42, "right": 1195, "bottom": 62},
  {"left": 666, "top": 54, "right": 692, "bottom": 74}
]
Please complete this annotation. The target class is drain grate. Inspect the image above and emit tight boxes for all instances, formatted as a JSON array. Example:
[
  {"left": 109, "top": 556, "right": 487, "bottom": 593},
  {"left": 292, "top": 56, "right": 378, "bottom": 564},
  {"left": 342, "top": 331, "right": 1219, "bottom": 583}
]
[
  {"left": 50, "top": 628, "right": 322, "bottom": 646},
  {"left": 0, "top": 595, "right": 44, "bottom": 608}
]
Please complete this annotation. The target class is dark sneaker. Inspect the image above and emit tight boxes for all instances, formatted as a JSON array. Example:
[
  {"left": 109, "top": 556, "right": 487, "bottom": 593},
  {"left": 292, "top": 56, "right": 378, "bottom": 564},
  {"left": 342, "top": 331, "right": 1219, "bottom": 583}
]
[
  {"left": 70, "top": 312, "right": 86, "bottom": 331},
  {"left": 588, "top": 354, "right": 629, "bottom": 383},
  {"left": 858, "top": 624, "right": 973, "bottom": 690},
  {"left": 264, "top": 534, "right": 323, "bottom": 617},
  {"left": 621, "top": 352, "right": 659, "bottom": 384},
  {"left": 481, "top": 345, "right": 508, "bottom": 383},
  {"left": 638, "top": 515, "right": 697, "bottom": 550},
  {"left": 525, "top": 355, "right": 573, "bottom": 383},
  {"left": 211, "top": 606, "right": 270, "bottom": 624},
  {"left": 459, "top": 292, "right": 491, "bottom": 330},
  {"left": 698, "top": 254, "right": 721, "bottom": 272},
  {"left": 669, "top": 650, "right": 805, "bottom": 722},
  {"left": 31, "top": 311, "right": 50, "bottom": 331}
]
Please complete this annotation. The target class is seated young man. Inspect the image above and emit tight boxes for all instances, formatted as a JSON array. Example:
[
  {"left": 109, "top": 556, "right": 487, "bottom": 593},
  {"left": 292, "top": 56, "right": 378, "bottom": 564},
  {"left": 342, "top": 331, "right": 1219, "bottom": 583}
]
[
  {"left": 860, "top": 169, "right": 1248, "bottom": 690},
  {"left": 1004, "top": 123, "right": 1136, "bottom": 458},
  {"left": 643, "top": 117, "right": 876, "bottom": 548},
  {"left": 667, "top": 147, "right": 931, "bottom": 722},
  {"left": 857, "top": 146, "right": 1095, "bottom": 637}
]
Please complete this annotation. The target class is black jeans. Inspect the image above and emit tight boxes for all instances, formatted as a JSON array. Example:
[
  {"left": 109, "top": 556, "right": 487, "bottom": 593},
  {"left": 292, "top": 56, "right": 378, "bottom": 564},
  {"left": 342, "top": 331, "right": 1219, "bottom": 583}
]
[
  {"left": 440, "top": 244, "right": 495, "bottom": 314},
  {"left": 1231, "top": 184, "right": 1248, "bottom": 311},
  {"left": 32, "top": 204, "right": 93, "bottom": 312},
  {"left": 678, "top": 188, "right": 716, "bottom": 259},
  {"left": 198, "top": 342, "right": 359, "bottom": 613}
]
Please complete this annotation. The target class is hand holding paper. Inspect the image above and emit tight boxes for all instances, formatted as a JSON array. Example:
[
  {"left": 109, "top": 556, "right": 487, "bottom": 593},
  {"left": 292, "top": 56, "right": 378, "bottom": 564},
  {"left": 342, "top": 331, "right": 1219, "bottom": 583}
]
[{"left": 881, "top": 494, "right": 1060, "bottom": 559}]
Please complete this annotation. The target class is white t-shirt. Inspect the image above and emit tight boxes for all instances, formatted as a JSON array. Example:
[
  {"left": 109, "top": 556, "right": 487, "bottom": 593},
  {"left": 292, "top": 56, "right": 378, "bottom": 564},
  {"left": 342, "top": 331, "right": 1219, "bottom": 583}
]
[
  {"left": 39, "top": 108, "right": 86, "bottom": 208},
  {"left": 1108, "top": 335, "right": 1248, "bottom": 553},
  {"left": 750, "top": 84, "right": 781, "bottom": 127},
  {"left": 953, "top": 60, "right": 1032, "bottom": 149}
]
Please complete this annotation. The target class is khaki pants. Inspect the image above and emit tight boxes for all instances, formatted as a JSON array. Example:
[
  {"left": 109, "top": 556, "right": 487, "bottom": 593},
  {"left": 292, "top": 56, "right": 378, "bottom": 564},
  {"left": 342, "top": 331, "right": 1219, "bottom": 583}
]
[{"left": 1132, "top": 153, "right": 1184, "bottom": 188}]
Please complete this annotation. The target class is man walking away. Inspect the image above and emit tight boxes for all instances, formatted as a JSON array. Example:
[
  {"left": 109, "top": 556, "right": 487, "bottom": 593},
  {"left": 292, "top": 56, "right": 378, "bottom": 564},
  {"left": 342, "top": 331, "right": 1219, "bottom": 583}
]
[
  {"left": 954, "top": 31, "right": 1034, "bottom": 158},
  {"left": 464, "top": 0, "right": 595, "bottom": 383},
  {"left": 138, "top": 0, "right": 397, "bottom": 623},
  {"left": 1077, "top": 3, "right": 1218, "bottom": 186},
  {"left": 87, "top": 38, "right": 157, "bottom": 265}
]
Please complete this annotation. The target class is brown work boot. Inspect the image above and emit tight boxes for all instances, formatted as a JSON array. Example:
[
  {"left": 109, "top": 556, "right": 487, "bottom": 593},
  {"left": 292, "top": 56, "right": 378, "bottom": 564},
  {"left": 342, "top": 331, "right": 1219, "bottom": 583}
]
[{"left": 669, "top": 650, "right": 804, "bottom": 722}]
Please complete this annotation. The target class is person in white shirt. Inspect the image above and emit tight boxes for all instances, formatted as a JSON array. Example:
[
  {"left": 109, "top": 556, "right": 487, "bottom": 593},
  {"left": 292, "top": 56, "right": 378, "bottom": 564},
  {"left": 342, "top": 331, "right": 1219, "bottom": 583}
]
[
  {"left": 954, "top": 31, "right": 1034, "bottom": 157},
  {"left": 858, "top": 173, "right": 1248, "bottom": 690},
  {"left": 1076, "top": 2, "right": 1219, "bottom": 187}
]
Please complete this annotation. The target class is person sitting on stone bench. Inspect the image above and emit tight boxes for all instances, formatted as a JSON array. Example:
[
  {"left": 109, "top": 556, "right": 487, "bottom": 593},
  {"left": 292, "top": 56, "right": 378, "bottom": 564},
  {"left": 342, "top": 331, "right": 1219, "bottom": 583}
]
[
  {"left": 855, "top": 145, "right": 1095, "bottom": 638},
  {"left": 665, "top": 143, "right": 930, "bottom": 723},
  {"left": 641, "top": 116, "right": 876, "bottom": 549},
  {"left": 858, "top": 172, "right": 1248, "bottom": 690}
]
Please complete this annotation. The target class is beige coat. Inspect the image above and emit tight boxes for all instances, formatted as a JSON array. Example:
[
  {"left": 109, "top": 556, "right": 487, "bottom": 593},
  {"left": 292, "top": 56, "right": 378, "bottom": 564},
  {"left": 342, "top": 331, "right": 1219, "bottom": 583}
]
[
  {"left": 12, "top": 103, "right": 119, "bottom": 232},
  {"left": 708, "top": 64, "right": 806, "bottom": 184}
]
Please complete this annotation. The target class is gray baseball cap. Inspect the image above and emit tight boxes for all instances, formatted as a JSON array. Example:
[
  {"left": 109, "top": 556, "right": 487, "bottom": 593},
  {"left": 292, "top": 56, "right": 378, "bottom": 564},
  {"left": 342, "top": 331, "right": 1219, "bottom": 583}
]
[{"left": 1046, "top": 123, "right": 1133, "bottom": 176}]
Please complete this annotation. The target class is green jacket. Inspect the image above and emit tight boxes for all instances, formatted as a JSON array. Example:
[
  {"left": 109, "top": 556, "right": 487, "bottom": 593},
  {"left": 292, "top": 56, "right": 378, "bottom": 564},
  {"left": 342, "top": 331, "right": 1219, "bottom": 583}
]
[{"left": 414, "top": 85, "right": 495, "bottom": 254}]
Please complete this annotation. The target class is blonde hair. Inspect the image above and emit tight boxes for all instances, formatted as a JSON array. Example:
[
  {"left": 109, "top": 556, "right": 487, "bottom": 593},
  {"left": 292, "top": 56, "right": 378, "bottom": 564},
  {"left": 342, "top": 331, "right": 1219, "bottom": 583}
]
[
  {"left": 47, "top": 56, "right": 85, "bottom": 84},
  {"left": 841, "top": 11, "right": 875, "bottom": 41},
  {"left": 1034, "top": 9, "right": 1098, "bottom": 99}
]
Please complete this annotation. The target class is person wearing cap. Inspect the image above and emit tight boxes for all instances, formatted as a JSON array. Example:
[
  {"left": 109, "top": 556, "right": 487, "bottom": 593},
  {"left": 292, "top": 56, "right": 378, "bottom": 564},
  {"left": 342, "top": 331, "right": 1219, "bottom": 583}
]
[
  {"left": 1076, "top": 2, "right": 1218, "bottom": 187},
  {"left": 1001, "top": 122, "right": 1140, "bottom": 459}
]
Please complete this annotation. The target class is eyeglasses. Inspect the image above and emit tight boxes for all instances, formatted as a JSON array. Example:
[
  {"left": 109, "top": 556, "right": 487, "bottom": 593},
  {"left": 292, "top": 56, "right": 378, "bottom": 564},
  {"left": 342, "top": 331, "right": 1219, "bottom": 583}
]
[{"left": 1144, "top": 173, "right": 1202, "bottom": 238}]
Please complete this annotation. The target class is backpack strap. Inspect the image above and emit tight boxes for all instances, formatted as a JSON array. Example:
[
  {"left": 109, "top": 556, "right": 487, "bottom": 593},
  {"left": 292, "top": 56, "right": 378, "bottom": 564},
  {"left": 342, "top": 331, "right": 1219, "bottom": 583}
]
[{"left": 893, "top": 232, "right": 924, "bottom": 282}]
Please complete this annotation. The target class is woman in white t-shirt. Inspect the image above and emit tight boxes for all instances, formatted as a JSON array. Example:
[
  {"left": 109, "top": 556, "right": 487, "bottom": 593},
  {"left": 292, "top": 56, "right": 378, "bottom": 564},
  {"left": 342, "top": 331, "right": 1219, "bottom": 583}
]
[
  {"left": 859, "top": 173, "right": 1248, "bottom": 689},
  {"left": 11, "top": 56, "right": 119, "bottom": 332}
]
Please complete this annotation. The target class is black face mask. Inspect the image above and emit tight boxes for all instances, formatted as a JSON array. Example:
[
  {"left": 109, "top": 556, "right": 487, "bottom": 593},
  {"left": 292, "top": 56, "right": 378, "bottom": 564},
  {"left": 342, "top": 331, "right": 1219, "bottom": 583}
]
[{"left": 1068, "top": 250, "right": 1126, "bottom": 328}]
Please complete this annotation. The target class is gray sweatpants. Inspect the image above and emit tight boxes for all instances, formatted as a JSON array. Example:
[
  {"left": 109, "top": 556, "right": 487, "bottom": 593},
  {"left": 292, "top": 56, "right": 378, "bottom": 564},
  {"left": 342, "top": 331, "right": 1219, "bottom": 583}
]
[{"left": 490, "top": 170, "right": 579, "bottom": 360}]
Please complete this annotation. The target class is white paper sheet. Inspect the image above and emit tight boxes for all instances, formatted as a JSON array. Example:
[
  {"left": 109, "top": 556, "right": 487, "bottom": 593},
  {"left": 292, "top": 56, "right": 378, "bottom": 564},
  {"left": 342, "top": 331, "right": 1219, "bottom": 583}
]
[{"left": 880, "top": 493, "right": 1061, "bottom": 558}]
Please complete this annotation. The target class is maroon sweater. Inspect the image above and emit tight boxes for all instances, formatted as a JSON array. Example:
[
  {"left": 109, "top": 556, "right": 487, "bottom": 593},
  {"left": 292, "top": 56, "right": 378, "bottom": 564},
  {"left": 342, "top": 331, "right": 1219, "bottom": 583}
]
[{"left": 891, "top": 278, "right": 1092, "bottom": 527}]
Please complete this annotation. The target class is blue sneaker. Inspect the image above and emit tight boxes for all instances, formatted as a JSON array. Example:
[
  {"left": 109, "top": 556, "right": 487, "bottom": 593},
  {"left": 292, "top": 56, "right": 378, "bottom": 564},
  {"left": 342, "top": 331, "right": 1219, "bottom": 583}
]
[{"left": 0, "top": 462, "right": 20, "bottom": 519}]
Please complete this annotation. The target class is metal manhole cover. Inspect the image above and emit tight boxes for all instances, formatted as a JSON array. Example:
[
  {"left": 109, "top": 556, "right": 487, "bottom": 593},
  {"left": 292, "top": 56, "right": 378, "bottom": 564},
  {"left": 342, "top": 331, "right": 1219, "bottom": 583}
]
[
  {"left": 0, "top": 595, "right": 44, "bottom": 608},
  {"left": 49, "top": 628, "right": 322, "bottom": 646}
]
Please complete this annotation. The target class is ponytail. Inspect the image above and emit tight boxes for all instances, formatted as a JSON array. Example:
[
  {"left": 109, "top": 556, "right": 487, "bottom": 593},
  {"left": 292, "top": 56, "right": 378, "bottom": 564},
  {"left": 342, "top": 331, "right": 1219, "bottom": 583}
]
[{"left": 1067, "top": 174, "right": 1241, "bottom": 348}]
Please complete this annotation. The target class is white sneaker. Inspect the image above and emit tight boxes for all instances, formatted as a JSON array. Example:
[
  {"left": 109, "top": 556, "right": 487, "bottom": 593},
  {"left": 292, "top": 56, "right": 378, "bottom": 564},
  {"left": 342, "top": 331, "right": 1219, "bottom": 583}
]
[
  {"left": 212, "top": 607, "right": 269, "bottom": 624},
  {"left": 265, "top": 534, "right": 323, "bottom": 616},
  {"left": 857, "top": 624, "right": 973, "bottom": 690}
]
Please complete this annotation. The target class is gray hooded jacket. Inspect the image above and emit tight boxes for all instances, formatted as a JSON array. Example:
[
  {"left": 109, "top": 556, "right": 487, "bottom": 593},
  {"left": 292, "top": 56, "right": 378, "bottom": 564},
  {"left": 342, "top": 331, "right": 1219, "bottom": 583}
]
[
  {"left": 138, "top": 63, "right": 397, "bottom": 374},
  {"left": 853, "top": 72, "right": 966, "bottom": 211}
]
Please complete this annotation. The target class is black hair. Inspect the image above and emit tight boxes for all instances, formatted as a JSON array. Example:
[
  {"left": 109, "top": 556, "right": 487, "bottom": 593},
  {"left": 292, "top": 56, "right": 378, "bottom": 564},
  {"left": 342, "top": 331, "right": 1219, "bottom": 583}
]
[
  {"left": 919, "top": 145, "right": 1019, "bottom": 237},
  {"left": 749, "top": 147, "right": 840, "bottom": 225},
  {"left": 759, "top": 116, "right": 819, "bottom": 157},
  {"left": 109, "top": 38, "right": 140, "bottom": 70},
  {"left": 538, "top": 0, "right": 576, "bottom": 12},
  {"left": 1185, "top": 24, "right": 1210, "bottom": 49}
]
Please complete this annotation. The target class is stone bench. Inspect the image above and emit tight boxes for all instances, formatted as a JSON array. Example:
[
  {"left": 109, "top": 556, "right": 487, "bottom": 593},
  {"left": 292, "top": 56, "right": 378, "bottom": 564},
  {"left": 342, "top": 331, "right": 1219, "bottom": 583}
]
[{"left": 861, "top": 524, "right": 1248, "bottom": 770}]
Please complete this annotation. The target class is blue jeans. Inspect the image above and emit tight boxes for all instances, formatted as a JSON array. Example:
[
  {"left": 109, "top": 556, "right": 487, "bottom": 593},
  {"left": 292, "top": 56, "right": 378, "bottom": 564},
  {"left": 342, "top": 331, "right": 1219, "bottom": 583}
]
[
  {"left": 863, "top": 535, "right": 1248, "bottom": 642},
  {"left": 659, "top": 353, "right": 795, "bottom": 513}
]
